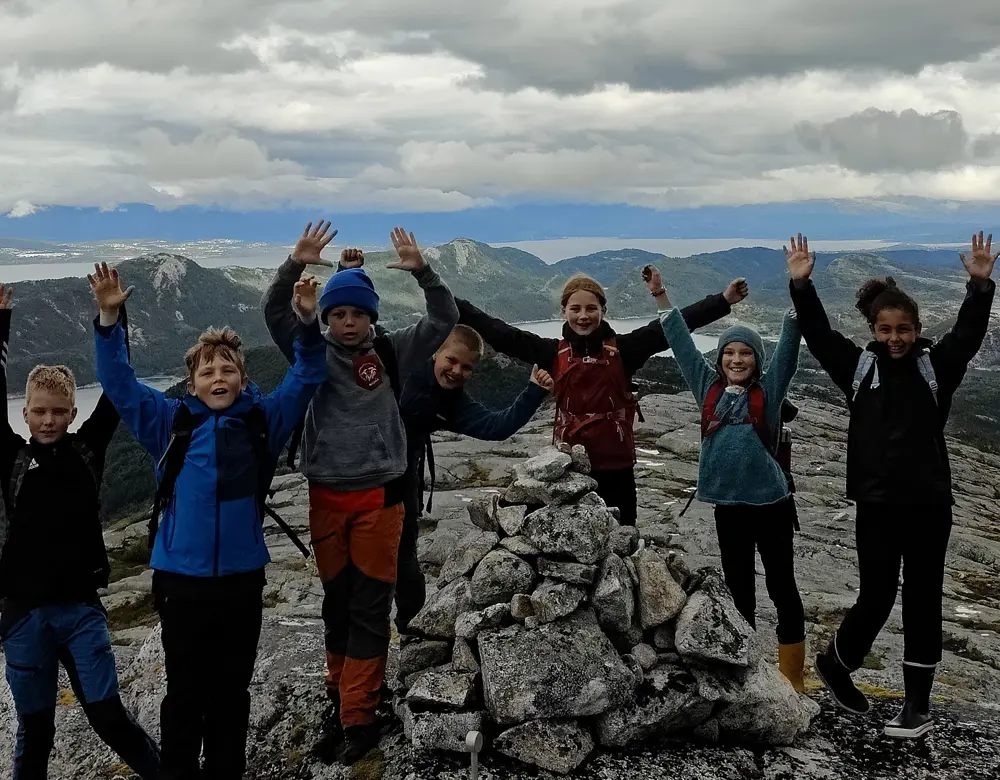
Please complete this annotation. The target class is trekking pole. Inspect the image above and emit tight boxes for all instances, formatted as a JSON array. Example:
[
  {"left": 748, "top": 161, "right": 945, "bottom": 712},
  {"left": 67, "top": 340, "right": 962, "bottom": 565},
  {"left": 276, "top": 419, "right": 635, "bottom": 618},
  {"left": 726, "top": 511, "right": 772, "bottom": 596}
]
[
  {"left": 262, "top": 504, "right": 311, "bottom": 558},
  {"left": 466, "top": 731, "right": 483, "bottom": 780}
]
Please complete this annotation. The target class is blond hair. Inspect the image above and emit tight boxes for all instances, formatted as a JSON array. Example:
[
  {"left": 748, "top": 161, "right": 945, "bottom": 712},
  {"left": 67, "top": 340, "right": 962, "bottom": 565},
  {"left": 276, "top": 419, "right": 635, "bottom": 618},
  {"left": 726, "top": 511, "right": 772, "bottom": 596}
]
[
  {"left": 445, "top": 325, "right": 485, "bottom": 357},
  {"left": 560, "top": 274, "right": 607, "bottom": 310},
  {"left": 185, "top": 327, "right": 246, "bottom": 380},
  {"left": 26, "top": 365, "right": 77, "bottom": 406}
]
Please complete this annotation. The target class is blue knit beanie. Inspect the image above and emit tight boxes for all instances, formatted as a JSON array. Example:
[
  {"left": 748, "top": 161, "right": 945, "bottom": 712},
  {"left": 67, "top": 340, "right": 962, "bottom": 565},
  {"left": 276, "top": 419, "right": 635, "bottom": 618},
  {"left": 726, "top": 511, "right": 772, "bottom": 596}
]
[
  {"left": 319, "top": 269, "right": 379, "bottom": 323},
  {"left": 716, "top": 324, "right": 766, "bottom": 378}
]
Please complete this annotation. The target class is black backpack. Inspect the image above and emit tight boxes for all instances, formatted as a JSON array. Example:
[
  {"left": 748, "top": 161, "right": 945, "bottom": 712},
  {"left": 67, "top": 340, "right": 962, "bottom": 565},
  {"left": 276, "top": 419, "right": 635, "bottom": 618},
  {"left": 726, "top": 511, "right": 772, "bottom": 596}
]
[{"left": 148, "top": 403, "right": 310, "bottom": 557}]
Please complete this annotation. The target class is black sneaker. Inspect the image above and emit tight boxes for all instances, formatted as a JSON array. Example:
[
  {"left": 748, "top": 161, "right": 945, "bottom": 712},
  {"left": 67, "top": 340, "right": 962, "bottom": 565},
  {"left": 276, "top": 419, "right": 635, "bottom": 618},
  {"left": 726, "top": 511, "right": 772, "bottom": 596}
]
[
  {"left": 340, "top": 724, "right": 381, "bottom": 766},
  {"left": 311, "top": 707, "right": 344, "bottom": 765},
  {"left": 884, "top": 701, "right": 934, "bottom": 739},
  {"left": 815, "top": 649, "right": 871, "bottom": 715}
]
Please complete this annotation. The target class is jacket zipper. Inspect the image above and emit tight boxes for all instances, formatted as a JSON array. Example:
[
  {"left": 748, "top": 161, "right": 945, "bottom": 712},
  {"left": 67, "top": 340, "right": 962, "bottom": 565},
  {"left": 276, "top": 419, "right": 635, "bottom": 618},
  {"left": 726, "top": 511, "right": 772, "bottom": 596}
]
[{"left": 213, "top": 414, "right": 221, "bottom": 577}]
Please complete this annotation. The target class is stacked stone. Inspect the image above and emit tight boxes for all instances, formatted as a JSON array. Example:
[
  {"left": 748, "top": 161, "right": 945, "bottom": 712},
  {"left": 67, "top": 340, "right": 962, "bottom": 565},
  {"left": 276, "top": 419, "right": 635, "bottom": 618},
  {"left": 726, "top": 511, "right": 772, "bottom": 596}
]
[{"left": 394, "top": 446, "right": 818, "bottom": 775}]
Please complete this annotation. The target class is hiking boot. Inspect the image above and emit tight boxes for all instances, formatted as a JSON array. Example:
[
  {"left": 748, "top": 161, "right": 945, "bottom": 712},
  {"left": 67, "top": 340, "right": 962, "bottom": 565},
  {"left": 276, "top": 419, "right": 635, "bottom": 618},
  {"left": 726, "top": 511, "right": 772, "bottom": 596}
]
[
  {"left": 778, "top": 641, "right": 806, "bottom": 693},
  {"left": 884, "top": 663, "right": 935, "bottom": 739},
  {"left": 340, "top": 724, "right": 381, "bottom": 765},
  {"left": 815, "top": 640, "right": 870, "bottom": 715},
  {"left": 311, "top": 698, "right": 344, "bottom": 765}
]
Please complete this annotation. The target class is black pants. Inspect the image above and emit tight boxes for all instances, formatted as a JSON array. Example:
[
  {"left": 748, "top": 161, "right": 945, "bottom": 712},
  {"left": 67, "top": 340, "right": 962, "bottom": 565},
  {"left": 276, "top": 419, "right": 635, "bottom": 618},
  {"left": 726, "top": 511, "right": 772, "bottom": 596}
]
[
  {"left": 155, "top": 583, "right": 263, "bottom": 780},
  {"left": 394, "top": 505, "right": 426, "bottom": 633},
  {"left": 714, "top": 497, "right": 805, "bottom": 645},
  {"left": 592, "top": 468, "right": 637, "bottom": 526},
  {"left": 835, "top": 502, "right": 952, "bottom": 671}
]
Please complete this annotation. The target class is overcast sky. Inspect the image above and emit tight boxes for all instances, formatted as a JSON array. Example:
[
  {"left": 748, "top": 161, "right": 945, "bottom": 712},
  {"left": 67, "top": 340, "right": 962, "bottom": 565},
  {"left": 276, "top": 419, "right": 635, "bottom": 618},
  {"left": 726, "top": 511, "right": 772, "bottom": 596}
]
[{"left": 2, "top": 0, "right": 1000, "bottom": 219}]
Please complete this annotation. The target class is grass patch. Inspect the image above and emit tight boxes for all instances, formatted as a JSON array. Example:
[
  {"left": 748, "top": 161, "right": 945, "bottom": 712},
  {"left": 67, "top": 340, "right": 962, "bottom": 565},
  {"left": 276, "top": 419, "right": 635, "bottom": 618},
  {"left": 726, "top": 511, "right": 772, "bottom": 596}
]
[
  {"left": 856, "top": 682, "right": 904, "bottom": 699},
  {"left": 350, "top": 750, "right": 385, "bottom": 780},
  {"left": 57, "top": 688, "right": 77, "bottom": 707},
  {"left": 952, "top": 572, "right": 1000, "bottom": 603},
  {"left": 106, "top": 594, "right": 159, "bottom": 632}
]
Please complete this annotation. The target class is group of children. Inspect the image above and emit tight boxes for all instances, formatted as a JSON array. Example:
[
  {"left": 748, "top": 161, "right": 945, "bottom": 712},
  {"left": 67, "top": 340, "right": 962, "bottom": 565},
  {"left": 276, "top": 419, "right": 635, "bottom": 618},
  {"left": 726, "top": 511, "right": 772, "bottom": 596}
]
[{"left": 0, "top": 223, "right": 994, "bottom": 778}]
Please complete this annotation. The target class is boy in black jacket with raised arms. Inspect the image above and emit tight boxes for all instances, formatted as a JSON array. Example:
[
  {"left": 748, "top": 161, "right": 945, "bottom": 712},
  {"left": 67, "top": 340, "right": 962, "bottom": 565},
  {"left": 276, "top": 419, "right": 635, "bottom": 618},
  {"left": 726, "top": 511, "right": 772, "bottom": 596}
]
[
  {"left": 787, "top": 231, "right": 997, "bottom": 739},
  {"left": 0, "top": 285, "right": 159, "bottom": 780}
]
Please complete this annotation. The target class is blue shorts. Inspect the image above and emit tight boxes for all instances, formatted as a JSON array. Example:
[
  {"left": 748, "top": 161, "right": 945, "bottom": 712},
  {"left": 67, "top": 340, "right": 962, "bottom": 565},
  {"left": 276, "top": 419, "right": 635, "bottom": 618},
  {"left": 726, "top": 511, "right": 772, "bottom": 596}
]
[{"left": 1, "top": 603, "right": 120, "bottom": 716}]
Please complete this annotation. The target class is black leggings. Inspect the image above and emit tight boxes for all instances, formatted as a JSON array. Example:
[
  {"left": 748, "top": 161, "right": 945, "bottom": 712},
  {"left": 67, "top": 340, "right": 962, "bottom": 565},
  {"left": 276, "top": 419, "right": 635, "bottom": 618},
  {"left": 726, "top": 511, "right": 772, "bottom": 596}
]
[
  {"left": 592, "top": 468, "right": 638, "bottom": 526},
  {"left": 834, "top": 502, "right": 952, "bottom": 670},
  {"left": 714, "top": 497, "right": 805, "bottom": 645}
]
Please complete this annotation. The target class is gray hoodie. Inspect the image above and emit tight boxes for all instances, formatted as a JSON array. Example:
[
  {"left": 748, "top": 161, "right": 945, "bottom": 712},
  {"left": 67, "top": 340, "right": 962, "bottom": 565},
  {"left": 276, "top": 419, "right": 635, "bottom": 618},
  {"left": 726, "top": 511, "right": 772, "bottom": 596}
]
[{"left": 262, "top": 256, "right": 459, "bottom": 492}]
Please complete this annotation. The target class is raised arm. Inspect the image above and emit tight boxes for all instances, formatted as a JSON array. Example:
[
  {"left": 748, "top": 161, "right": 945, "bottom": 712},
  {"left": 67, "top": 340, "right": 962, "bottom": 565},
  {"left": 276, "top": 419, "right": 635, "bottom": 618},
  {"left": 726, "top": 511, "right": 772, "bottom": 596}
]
[
  {"left": 446, "top": 365, "right": 551, "bottom": 441},
  {"left": 89, "top": 264, "right": 177, "bottom": 459},
  {"left": 644, "top": 265, "right": 718, "bottom": 402},
  {"left": 931, "top": 231, "right": 998, "bottom": 379},
  {"left": 0, "top": 285, "right": 24, "bottom": 452},
  {"left": 761, "top": 309, "right": 801, "bottom": 404},
  {"left": 78, "top": 304, "right": 133, "bottom": 456},
  {"left": 456, "top": 299, "right": 559, "bottom": 371},
  {"left": 384, "top": 227, "right": 460, "bottom": 375},
  {"left": 785, "top": 234, "right": 863, "bottom": 397}
]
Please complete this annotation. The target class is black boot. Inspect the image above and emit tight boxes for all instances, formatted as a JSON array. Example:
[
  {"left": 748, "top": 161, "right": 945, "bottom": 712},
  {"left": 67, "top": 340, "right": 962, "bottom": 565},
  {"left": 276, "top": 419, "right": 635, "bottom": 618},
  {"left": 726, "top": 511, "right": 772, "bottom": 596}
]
[
  {"left": 815, "top": 637, "right": 871, "bottom": 715},
  {"left": 340, "top": 724, "right": 380, "bottom": 766},
  {"left": 884, "top": 664, "right": 935, "bottom": 739},
  {"left": 311, "top": 693, "right": 344, "bottom": 765}
]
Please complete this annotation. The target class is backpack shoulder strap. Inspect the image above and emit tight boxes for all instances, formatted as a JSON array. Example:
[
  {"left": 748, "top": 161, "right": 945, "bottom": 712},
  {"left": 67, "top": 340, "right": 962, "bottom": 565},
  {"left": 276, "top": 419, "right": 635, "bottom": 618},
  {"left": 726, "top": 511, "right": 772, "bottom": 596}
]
[
  {"left": 852, "top": 349, "right": 879, "bottom": 401},
  {"left": 69, "top": 438, "right": 101, "bottom": 493},
  {"left": 916, "top": 350, "right": 939, "bottom": 406},
  {"left": 8, "top": 446, "right": 32, "bottom": 513},
  {"left": 243, "top": 405, "right": 273, "bottom": 506},
  {"left": 553, "top": 340, "right": 574, "bottom": 380},
  {"left": 700, "top": 379, "right": 727, "bottom": 438},
  {"left": 746, "top": 385, "right": 772, "bottom": 452},
  {"left": 148, "top": 404, "right": 197, "bottom": 548},
  {"left": 373, "top": 335, "right": 401, "bottom": 402}
]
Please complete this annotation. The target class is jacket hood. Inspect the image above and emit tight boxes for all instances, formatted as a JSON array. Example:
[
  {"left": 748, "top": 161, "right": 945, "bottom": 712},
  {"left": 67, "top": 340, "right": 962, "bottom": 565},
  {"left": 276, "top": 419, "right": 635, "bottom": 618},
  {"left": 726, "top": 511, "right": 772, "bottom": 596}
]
[{"left": 181, "top": 382, "right": 262, "bottom": 419}]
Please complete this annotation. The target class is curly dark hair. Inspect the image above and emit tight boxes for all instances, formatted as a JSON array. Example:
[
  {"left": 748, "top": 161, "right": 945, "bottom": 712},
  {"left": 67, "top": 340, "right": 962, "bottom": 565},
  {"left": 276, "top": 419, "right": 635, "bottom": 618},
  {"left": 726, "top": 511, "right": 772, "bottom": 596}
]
[{"left": 855, "top": 276, "right": 920, "bottom": 326}]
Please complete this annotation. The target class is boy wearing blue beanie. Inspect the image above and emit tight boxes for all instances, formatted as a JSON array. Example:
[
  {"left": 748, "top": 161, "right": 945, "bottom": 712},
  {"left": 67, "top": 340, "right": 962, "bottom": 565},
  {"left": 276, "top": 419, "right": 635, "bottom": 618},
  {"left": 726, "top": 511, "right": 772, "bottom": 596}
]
[
  {"left": 644, "top": 264, "right": 807, "bottom": 693},
  {"left": 262, "top": 222, "right": 458, "bottom": 765}
]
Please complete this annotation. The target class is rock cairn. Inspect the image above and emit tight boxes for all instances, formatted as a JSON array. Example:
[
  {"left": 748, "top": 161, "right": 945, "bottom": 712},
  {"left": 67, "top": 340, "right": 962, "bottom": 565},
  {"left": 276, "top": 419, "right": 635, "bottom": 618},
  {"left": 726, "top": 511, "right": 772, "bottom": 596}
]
[{"left": 394, "top": 446, "right": 819, "bottom": 775}]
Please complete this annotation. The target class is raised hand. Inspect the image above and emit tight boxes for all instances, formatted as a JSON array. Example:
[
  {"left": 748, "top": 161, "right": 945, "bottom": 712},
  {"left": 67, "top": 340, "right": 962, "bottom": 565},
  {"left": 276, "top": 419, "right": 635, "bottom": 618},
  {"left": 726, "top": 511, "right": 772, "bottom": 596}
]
[
  {"left": 959, "top": 231, "right": 999, "bottom": 282},
  {"left": 724, "top": 277, "right": 750, "bottom": 305},
  {"left": 340, "top": 248, "right": 364, "bottom": 269},
  {"left": 294, "top": 277, "right": 319, "bottom": 317},
  {"left": 0, "top": 284, "right": 12, "bottom": 309},
  {"left": 388, "top": 227, "right": 425, "bottom": 272},
  {"left": 784, "top": 233, "right": 815, "bottom": 281},
  {"left": 293, "top": 220, "right": 338, "bottom": 266},
  {"left": 641, "top": 264, "right": 663, "bottom": 294},
  {"left": 530, "top": 364, "right": 554, "bottom": 392},
  {"left": 87, "top": 263, "right": 134, "bottom": 313}
]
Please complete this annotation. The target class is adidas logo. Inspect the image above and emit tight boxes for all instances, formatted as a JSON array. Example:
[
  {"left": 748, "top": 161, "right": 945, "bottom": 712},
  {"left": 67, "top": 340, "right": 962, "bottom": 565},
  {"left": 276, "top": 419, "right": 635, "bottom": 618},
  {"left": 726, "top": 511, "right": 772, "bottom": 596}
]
[{"left": 26, "top": 459, "right": 38, "bottom": 471}]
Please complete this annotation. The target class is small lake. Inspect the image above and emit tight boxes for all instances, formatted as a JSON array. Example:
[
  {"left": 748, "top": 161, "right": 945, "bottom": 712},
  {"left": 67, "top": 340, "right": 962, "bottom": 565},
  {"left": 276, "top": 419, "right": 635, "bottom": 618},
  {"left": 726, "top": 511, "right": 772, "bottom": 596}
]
[{"left": 517, "top": 318, "right": 717, "bottom": 357}]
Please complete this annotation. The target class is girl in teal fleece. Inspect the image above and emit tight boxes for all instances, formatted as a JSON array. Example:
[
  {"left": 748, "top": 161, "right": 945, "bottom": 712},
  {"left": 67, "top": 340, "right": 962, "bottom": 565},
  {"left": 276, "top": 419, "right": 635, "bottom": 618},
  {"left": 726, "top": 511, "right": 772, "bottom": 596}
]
[{"left": 643, "top": 264, "right": 807, "bottom": 692}]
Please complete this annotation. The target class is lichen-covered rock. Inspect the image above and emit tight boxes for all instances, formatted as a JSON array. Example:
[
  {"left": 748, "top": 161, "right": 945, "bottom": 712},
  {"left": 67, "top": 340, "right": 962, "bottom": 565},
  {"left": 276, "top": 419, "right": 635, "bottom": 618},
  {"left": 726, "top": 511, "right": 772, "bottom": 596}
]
[
  {"left": 398, "top": 639, "right": 451, "bottom": 680},
  {"left": 591, "top": 553, "right": 635, "bottom": 634},
  {"left": 632, "top": 643, "right": 658, "bottom": 672},
  {"left": 498, "top": 504, "right": 528, "bottom": 536},
  {"left": 537, "top": 558, "right": 598, "bottom": 585},
  {"left": 396, "top": 700, "right": 486, "bottom": 752},
  {"left": 500, "top": 535, "right": 542, "bottom": 557},
  {"left": 634, "top": 549, "right": 688, "bottom": 628},
  {"left": 510, "top": 593, "right": 534, "bottom": 621},
  {"left": 653, "top": 623, "right": 677, "bottom": 652},
  {"left": 410, "top": 577, "right": 474, "bottom": 639},
  {"left": 504, "top": 470, "right": 599, "bottom": 507},
  {"left": 520, "top": 448, "right": 573, "bottom": 482},
  {"left": 451, "top": 638, "right": 480, "bottom": 674},
  {"left": 520, "top": 503, "right": 614, "bottom": 564},
  {"left": 530, "top": 578, "right": 587, "bottom": 624},
  {"left": 675, "top": 569, "right": 754, "bottom": 667},
  {"left": 609, "top": 525, "right": 639, "bottom": 558},
  {"left": 405, "top": 669, "right": 477, "bottom": 709},
  {"left": 439, "top": 529, "right": 499, "bottom": 584},
  {"left": 470, "top": 550, "right": 537, "bottom": 607},
  {"left": 569, "top": 444, "right": 591, "bottom": 474},
  {"left": 495, "top": 719, "right": 595, "bottom": 775},
  {"left": 454, "top": 603, "right": 510, "bottom": 639},
  {"left": 468, "top": 493, "right": 501, "bottom": 532},
  {"left": 479, "top": 610, "right": 638, "bottom": 725}
]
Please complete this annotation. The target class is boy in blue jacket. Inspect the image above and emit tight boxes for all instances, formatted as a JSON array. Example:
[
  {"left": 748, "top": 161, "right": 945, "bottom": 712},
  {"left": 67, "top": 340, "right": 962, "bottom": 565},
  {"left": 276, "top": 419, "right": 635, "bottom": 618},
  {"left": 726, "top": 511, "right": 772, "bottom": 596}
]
[
  {"left": 90, "top": 263, "right": 326, "bottom": 780},
  {"left": 645, "top": 263, "right": 807, "bottom": 692}
]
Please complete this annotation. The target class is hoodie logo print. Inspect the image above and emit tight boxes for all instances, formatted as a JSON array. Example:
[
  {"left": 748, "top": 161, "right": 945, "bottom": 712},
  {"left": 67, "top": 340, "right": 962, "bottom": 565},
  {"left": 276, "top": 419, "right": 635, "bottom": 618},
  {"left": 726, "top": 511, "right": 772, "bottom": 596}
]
[{"left": 354, "top": 354, "right": 383, "bottom": 391}]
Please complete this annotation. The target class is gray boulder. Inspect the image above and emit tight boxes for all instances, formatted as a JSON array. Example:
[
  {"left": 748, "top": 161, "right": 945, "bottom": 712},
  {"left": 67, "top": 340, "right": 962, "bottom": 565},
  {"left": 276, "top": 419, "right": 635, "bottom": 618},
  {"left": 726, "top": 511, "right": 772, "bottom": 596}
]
[
  {"left": 479, "top": 610, "right": 638, "bottom": 724},
  {"left": 609, "top": 525, "right": 639, "bottom": 558},
  {"left": 470, "top": 550, "right": 536, "bottom": 607},
  {"left": 569, "top": 444, "right": 591, "bottom": 474},
  {"left": 409, "top": 577, "right": 474, "bottom": 639},
  {"left": 504, "top": 471, "right": 598, "bottom": 507},
  {"left": 510, "top": 594, "right": 534, "bottom": 621},
  {"left": 675, "top": 569, "right": 754, "bottom": 667},
  {"left": 631, "top": 643, "right": 658, "bottom": 672},
  {"left": 498, "top": 504, "right": 528, "bottom": 536},
  {"left": 439, "top": 530, "right": 499, "bottom": 584},
  {"left": 520, "top": 504, "right": 614, "bottom": 564},
  {"left": 537, "top": 558, "right": 598, "bottom": 585},
  {"left": 468, "top": 493, "right": 501, "bottom": 532},
  {"left": 520, "top": 448, "right": 573, "bottom": 482},
  {"left": 397, "top": 701, "right": 486, "bottom": 752},
  {"left": 530, "top": 578, "right": 587, "bottom": 624},
  {"left": 591, "top": 553, "right": 635, "bottom": 634},
  {"left": 634, "top": 549, "right": 688, "bottom": 628},
  {"left": 653, "top": 623, "right": 676, "bottom": 652},
  {"left": 451, "top": 638, "right": 480, "bottom": 674},
  {"left": 398, "top": 639, "right": 451, "bottom": 680},
  {"left": 500, "top": 535, "right": 542, "bottom": 557},
  {"left": 405, "top": 669, "right": 477, "bottom": 709},
  {"left": 454, "top": 604, "right": 510, "bottom": 639},
  {"left": 495, "top": 719, "right": 595, "bottom": 775}
]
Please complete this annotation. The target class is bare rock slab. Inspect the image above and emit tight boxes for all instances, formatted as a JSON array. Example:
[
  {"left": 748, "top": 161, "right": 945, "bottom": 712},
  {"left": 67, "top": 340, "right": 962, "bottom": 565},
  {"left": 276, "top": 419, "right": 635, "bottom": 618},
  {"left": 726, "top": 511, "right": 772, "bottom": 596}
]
[
  {"left": 520, "top": 503, "right": 614, "bottom": 564},
  {"left": 495, "top": 719, "right": 595, "bottom": 775},
  {"left": 591, "top": 553, "right": 635, "bottom": 634},
  {"left": 675, "top": 568, "right": 754, "bottom": 668}
]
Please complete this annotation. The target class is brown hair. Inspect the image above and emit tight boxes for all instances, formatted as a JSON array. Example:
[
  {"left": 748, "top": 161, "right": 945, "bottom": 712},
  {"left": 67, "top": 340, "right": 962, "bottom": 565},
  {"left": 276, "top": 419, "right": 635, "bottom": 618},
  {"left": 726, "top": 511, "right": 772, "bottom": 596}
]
[
  {"left": 26, "top": 365, "right": 76, "bottom": 406},
  {"left": 185, "top": 327, "right": 246, "bottom": 380},
  {"left": 856, "top": 277, "right": 920, "bottom": 327},
  {"left": 445, "top": 324, "right": 485, "bottom": 357},
  {"left": 560, "top": 274, "right": 607, "bottom": 310}
]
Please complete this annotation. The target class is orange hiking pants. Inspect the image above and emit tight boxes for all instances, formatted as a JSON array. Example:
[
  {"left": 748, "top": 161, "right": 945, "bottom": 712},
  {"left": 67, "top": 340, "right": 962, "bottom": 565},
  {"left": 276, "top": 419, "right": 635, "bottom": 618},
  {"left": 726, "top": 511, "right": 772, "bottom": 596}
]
[{"left": 309, "top": 484, "right": 404, "bottom": 728}]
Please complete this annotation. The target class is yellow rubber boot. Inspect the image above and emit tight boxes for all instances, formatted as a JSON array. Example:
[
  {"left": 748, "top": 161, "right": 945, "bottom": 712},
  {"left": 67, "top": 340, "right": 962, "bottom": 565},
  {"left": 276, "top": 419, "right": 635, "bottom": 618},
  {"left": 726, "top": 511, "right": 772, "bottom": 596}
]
[{"left": 779, "top": 641, "right": 807, "bottom": 693}]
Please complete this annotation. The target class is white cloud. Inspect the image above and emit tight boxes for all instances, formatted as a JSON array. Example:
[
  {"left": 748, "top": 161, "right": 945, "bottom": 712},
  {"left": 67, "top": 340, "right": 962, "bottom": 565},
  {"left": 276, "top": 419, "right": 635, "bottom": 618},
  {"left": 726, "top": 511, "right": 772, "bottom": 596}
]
[
  {"left": 1, "top": 1, "right": 1000, "bottom": 215},
  {"left": 6, "top": 200, "right": 41, "bottom": 218}
]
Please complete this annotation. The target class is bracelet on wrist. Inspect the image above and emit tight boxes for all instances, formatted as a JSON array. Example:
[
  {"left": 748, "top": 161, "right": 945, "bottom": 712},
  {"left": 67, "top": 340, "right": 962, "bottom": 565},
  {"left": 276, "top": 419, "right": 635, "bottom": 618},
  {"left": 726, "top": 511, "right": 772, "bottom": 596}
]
[{"left": 651, "top": 288, "right": 667, "bottom": 298}]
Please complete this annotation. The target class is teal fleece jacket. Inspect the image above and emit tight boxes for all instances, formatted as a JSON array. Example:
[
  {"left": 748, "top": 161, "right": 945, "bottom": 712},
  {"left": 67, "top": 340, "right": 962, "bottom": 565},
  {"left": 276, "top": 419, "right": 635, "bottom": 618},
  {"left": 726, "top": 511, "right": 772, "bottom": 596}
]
[{"left": 660, "top": 307, "right": 801, "bottom": 506}]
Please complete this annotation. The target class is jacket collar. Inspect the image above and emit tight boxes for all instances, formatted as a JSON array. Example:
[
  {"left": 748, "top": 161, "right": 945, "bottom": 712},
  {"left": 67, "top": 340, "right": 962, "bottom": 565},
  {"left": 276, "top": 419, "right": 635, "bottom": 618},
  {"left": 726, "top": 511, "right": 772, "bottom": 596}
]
[
  {"left": 323, "top": 325, "right": 376, "bottom": 354},
  {"left": 561, "top": 320, "right": 616, "bottom": 355},
  {"left": 864, "top": 337, "right": 933, "bottom": 361},
  {"left": 182, "top": 385, "right": 260, "bottom": 420}
]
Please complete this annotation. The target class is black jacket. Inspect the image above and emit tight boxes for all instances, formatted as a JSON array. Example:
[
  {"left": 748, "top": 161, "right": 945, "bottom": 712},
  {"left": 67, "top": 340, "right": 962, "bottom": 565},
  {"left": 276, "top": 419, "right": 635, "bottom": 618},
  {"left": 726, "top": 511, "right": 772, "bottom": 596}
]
[
  {"left": 455, "top": 293, "right": 733, "bottom": 378},
  {"left": 789, "top": 278, "right": 995, "bottom": 505},
  {"left": 0, "top": 309, "right": 124, "bottom": 608}
]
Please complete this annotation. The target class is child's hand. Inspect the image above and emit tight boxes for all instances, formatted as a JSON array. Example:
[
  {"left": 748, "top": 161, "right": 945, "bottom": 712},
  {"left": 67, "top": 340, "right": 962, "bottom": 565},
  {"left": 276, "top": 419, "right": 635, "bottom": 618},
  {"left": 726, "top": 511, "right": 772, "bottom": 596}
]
[
  {"left": 88, "top": 263, "right": 134, "bottom": 314},
  {"left": 388, "top": 227, "right": 425, "bottom": 272},
  {"left": 724, "top": 278, "right": 750, "bottom": 305},
  {"left": 293, "top": 220, "right": 338, "bottom": 267},
  {"left": 530, "top": 364, "right": 554, "bottom": 392},
  {"left": 294, "top": 277, "right": 319, "bottom": 317},
  {"left": 784, "top": 233, "right": 815, "bottom": 281},
  {"left": 0, "top": 284, "right": 13, "bottom": 309},
  {"left": 641, "top": 264, "right": 663, "bottom": 295},
  {"left": 960, "top": 231, "right": 999, "bottom": 283},
  {"left": 340, "top": 248, "right": 364, "bottom": 269}
]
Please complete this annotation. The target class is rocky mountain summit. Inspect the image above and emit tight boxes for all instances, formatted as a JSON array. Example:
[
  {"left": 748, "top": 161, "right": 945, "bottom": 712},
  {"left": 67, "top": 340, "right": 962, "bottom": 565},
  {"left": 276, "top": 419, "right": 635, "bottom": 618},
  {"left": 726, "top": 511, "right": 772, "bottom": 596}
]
[{"left": 3, "top": 392, "right": 1000, "bottom": 779}]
